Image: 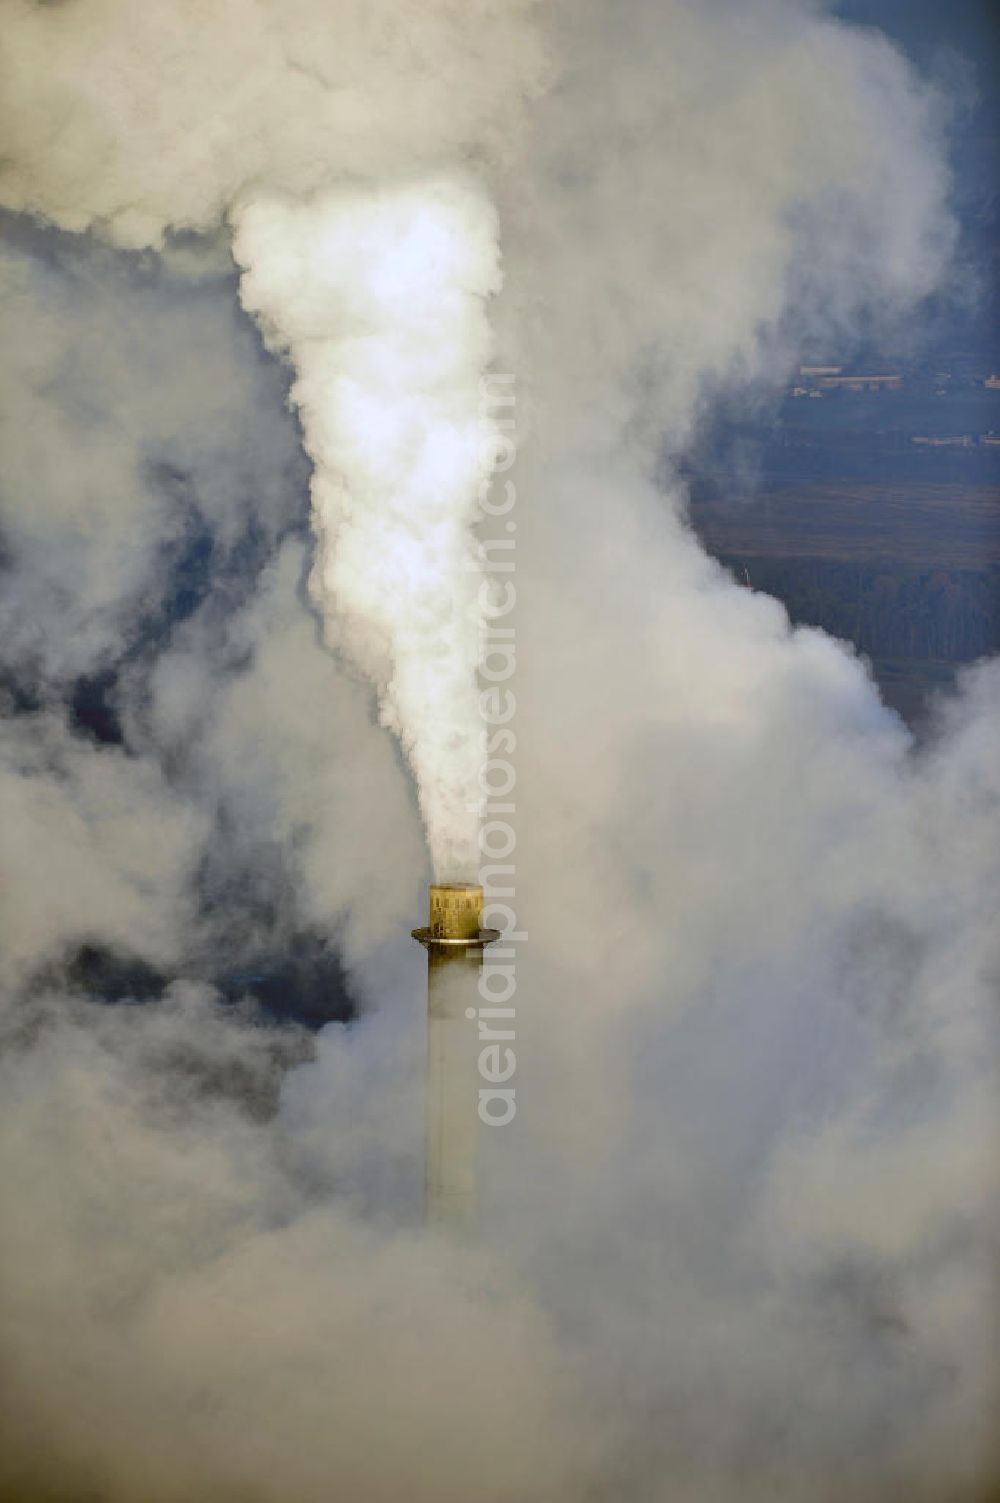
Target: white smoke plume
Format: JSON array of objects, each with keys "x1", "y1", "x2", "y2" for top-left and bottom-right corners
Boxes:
[
  {"x1": 0, "y1": 0, "x2": 549, "y2": 247},
  {"x1": 232, "y1": 180, "x2": 502, "y2": 877},
  {"x1": 0, "y1": 1, "x2": 997, "y2": 1500},
  {"x1": 0, "y1": 0, "x2": 543, "y2": 874}
]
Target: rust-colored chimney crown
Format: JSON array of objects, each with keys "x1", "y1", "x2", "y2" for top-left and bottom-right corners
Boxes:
[{"x1": 412, "y1": 883, "x2": 500, "y2": 948}]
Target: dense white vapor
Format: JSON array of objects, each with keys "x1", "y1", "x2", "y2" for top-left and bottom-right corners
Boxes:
[
  {"x1": 500, "y1": 0, "x2": 954, "y2": 460},
  {"x1": 1, "y1": 0, "x2": 538, "y2": 874},
  {"x1": 145, "y1": 539, "x2": 428, "y2": 964},
  {"x1": 0, "y1": 710, "x2": 205, "y2": 981},
  {"x1": 233, "y1": 180, "x2": 503, "y2": 878},
  {"x1": 0, "y1": 987, "x2": 592, "y2": 1503},
  {"x1": 0, "y1": 0, "x2": 550, "y2": 248},
  {"x1": 0, "y1": 0, "x2": 997, "y2": 1501},
  {"x1": 0, "y1": 230, "x2": 301, "y2": 684}
]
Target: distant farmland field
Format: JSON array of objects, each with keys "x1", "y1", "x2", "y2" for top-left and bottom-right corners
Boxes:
[
  {"x1": 689, "y1": 479, "x2": 1000, "y2": 725},
  {"x1": 690, "y1": 481, "x2": 1000, "y2": 569}
]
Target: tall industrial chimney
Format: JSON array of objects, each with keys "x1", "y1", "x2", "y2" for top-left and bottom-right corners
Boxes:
[{"x1": 412, "y1": 884, "x2": 499, "y2": 1225}]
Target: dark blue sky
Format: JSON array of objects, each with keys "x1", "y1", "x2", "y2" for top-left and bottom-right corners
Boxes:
[
  {"x1": 836, "y1": 0, "x2": 1000, "y2": 76},
  {"x1": 836, "y1": 0, "x2": 1000, "y2": 151}
]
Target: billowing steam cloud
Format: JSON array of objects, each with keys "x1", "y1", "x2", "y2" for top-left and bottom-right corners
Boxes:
[
  {"x1": 233, "y1": 180, "x2": 501, "y2": 877},
  {"x1": 0, "y1": 0, "x2": 548, "y2": 245},
  {"x1": 0, "y1": 0, "x2": 997, "y2": 1500},
  {"x1": 0, "y1": 0, "x2": 546, "y2": 874}
]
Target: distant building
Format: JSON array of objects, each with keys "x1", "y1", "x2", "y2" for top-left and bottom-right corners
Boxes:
[{"x1": 817, "y1": 374, "x2": 903, "y2": 392}]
